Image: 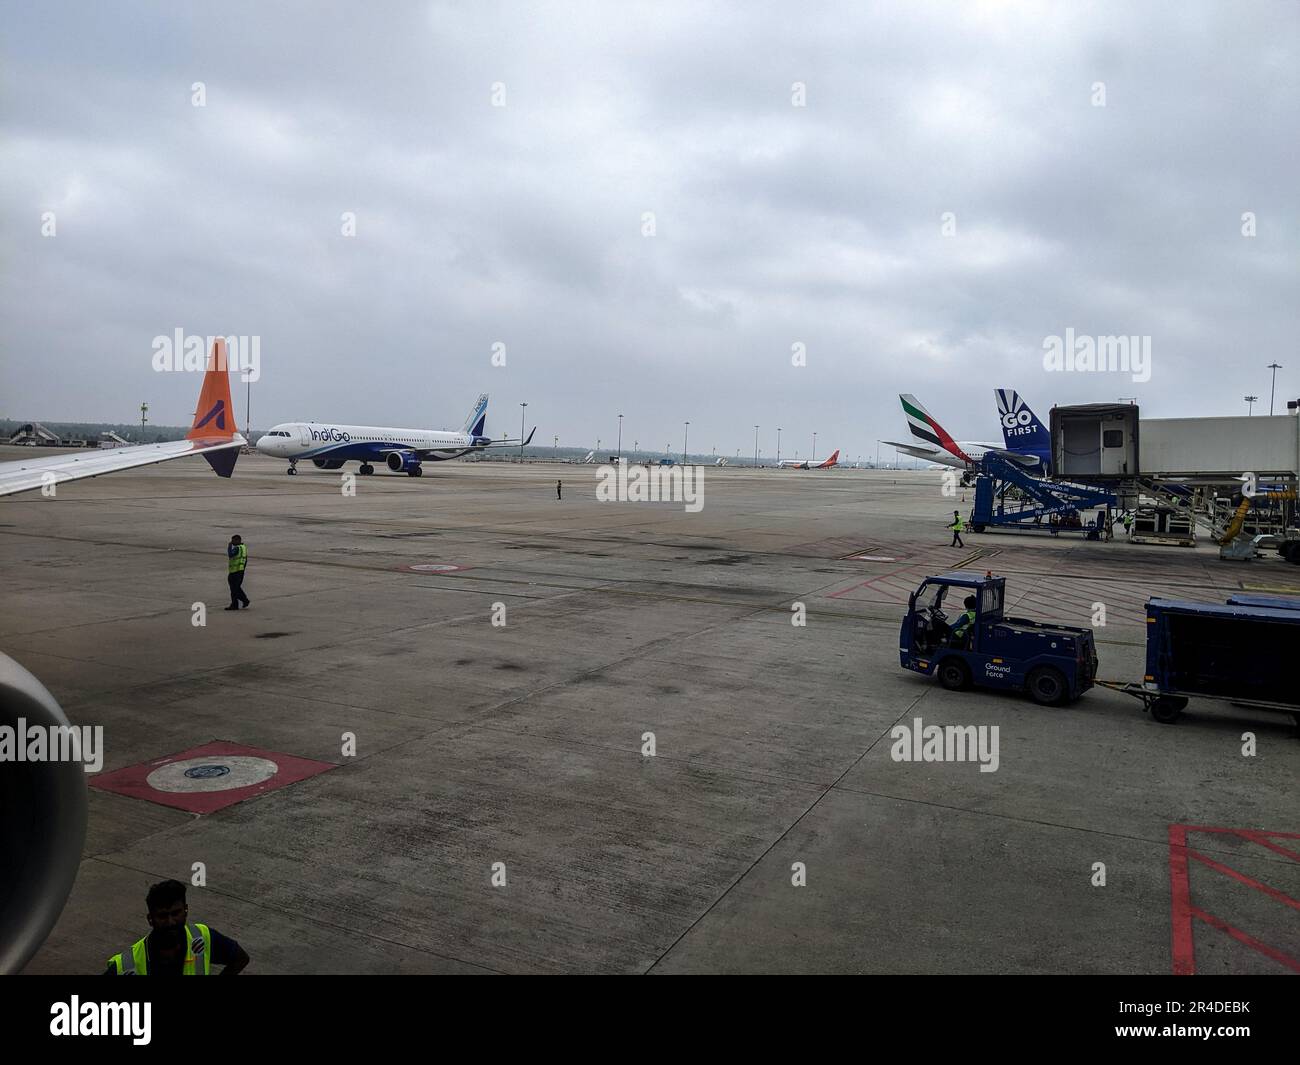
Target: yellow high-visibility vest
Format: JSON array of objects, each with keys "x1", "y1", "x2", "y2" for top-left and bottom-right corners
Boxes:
[
  {"x1": 109, "y1": 923, "x2": 212, "y2": 975},
  {"x1": 228, "y1": 544, "x2": 247, "y2": 573}
]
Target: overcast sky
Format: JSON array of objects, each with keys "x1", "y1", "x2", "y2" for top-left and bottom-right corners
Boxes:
[{"x1": 2, "y1": 1, "x2": 1297, "y2": 458}]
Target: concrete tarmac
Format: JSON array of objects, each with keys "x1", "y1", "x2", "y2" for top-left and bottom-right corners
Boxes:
[{"x1": 3, "y1": 450, "x2": 1297, "y2": 974}]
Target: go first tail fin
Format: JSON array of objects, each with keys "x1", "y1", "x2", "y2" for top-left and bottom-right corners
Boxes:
[{"x1": 994, "y1": 389, "x2": 1051, "y2": 471}]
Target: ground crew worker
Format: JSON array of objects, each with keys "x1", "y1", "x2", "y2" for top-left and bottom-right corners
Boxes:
[
  {"x1": 105, "y1": 879, "x2": 248, "y2": 975},
  {"x1": 949, "y1": 595, "x2": 977, "y2": 647},
  {"x1": 948, "y1": 510, "x2": 965, "y2": 548},
  {"x1": 226, "y1": 534, "x2": 250, "y2": 610},
  {"x1": 1121, "y1": 511, "x2": 1133, "y2": 537},
  {"x1": 557, "y1": 479, "x2": 562, "y2": 501}
]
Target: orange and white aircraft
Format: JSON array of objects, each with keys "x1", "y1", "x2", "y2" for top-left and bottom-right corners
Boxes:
[
  {"x1": 779, "y1": 448, "x2": 840, "y2": 470},
  {"x1": 0, "y1": 339, "x2": 246, "y2": 497}
]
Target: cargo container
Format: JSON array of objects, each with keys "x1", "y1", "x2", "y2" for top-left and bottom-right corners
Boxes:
[{"x1": 1103, "y1": 596, "x2": 1300, "y2": 724}]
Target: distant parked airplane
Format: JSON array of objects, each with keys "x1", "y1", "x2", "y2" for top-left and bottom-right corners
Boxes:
[{"x1": 779, "y1": 449, "x2": 840, "y2": 470}]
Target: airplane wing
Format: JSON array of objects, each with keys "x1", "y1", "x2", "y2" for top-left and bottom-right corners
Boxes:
[
  {"x1": 476, "y1": 426, "x2": 537, "y2": 449},
  {"x1": 0, "y1": 339, "x2": 244, "y2": 499},
  {"x1": 880, "y1": 439, "x2": 936, "y2": 457},
  {"x1": 983, "y1": 447, "x2": 1043, "y2": 468}
]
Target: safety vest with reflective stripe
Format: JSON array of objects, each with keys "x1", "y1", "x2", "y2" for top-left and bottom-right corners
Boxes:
[
  {"x1": 951, "y1": 608, "x2": 976, "y2": 639},
  {"x1": 109, "y1": 923, "x2": 212, "y2": 975},
  {"x1": 228, "y1": 544, "x2": 247, "y2": 573},
  {"x1": 950, "y1": 516, "x2": 965, "y2": 532}
]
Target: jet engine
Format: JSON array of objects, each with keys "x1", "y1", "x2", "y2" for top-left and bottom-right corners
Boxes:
[
  {"x1": 386, "y1": 451, "x2": 422, "y2": 476},
  {"x1": 0, "y1": 653, "x2": 87, "y2": 973}
]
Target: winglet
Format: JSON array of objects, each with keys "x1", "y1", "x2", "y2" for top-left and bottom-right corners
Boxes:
[
  {"x1": 188, "y1": 339, "x2": 237, "y2": 442},
  {"x1": 188, "y1": 338, "x2": 241, "y2": 478}
]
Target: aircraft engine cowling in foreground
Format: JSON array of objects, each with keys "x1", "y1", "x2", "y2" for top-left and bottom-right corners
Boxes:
[{"x1": 0, "y1": 653, "x2": 87, "y2": 974}]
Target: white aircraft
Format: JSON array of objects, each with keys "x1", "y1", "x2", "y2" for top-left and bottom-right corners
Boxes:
[
  {"x1": 779, "y1": 448, "x2": 840, "y2": 470},
  {"x1": 256, "y1": 395, "x2": 534, "y2": 476},
  {"x1": 881, "y1": 393, "x2": 1046, "y2": 475},
  {"x1": 0, "y1": 340, "x2": 245, "y2": 498}
]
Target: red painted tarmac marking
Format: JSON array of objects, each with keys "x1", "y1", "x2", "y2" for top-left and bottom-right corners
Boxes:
[
  {"x1": 1169, "y1": 824, "x2": 1196, "y2": 976},
  {"x1": 1189, "y1": 850, "x2": 1300, "y2": 913},
  {"x1": 1189, "y1": 908, "x2": 1300, "y2": 974},
  {"x1": 1168, "y1": 824, "x2": 1300, "y2": 975},
  {"x1": 827, "y1": 564, "x2": 924, "y2": 600},
  {"x1": 90, "y1": 740, "x2": 337, "y2": 815}
]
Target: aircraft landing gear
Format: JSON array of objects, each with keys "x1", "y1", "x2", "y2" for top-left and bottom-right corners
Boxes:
[
  {"x1": 359, "y1": 463, "x2": 374, "y2": 476},
  {"x1": 407, "y1": 466, "x2": 423, "y2": 477},
  {"x1": 286, "y1": 460, "x2": 298, "y2": 476}
]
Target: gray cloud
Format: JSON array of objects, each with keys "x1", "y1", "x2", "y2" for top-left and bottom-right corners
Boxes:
[{"x1": 2, "y1": 0, "x2": 1296, "y2": 455}]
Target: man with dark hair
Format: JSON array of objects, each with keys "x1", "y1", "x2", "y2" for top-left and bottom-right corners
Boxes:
[
  {"x1": 226, "y1": 534, "x2": 250, "y2": 611},
  {"x1": 949, "y1": 595, "x2": 978, "y2": 648},
  {"x1": 105, "y1": 879, "x2": 249, "y2": 975}
]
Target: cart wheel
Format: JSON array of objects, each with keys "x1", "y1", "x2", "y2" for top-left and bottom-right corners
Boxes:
[
  {"x1": 1151, "y1": 695, "x2": 1188, "y2": 724},
  {"x1": 937, "y1": 658, "x2": 970, "y2": 691},
  {"x1": 1026, "y1": 666, "x2": 1067, "y2": 706}
]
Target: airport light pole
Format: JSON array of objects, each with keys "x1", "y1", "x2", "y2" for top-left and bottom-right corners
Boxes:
[
  {"x1": 812, "y1": 432, "x2": 817, "y2": 461},
  {"x1": 776, "y1": 427, "x2": 781, "y2": 464},
  {"x1": 875, "y1": 439, "x2": 881, "y2": 468},
  {"x1": 1268, "y1": 363, "x2": 1282, "y2": 415},
  {"x1": 140, "y1": 402, "x2": 148, "y2": 441},
  {"x1": 617, "y1": 414, "x2": 623, "y2": 461},
  {"x1": 683, "y1": 421, "x2": 689, "y2": 464},
  {"x1": 1245, "y1": 395, "x2": 1258, "y2": 416},
  {"x1": 246, "y1": 376, "x2": 252, "y2": 442},
  {"x1": 754, "y1": 425, "x2": 759, "y2": 468},
  {"x1": 519, "y1": 402, "x2": 527, "y2": 463}
]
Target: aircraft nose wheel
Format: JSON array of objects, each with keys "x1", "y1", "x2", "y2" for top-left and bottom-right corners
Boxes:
[
  {"x1": 359, "y1": 463, "x2": 374, "y2": 475},
  {"x1": 286, "y1": 462, "x2": 297, "y2": 476},
  {"x1": 407, "y1": 466, "x2": 423, "y2": 477}
]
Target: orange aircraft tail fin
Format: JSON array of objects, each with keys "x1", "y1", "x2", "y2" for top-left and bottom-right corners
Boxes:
[{"x1": 187, "y1": 338, "x2": 237, "y2": 442}]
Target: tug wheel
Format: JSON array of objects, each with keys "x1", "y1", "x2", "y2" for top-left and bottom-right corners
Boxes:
[
  {"x1": 937, "y1": 658, "x2": 970, "y2": 691},
  {"x1": 1150, "y1": 695, "x2": 1188, "y2": 724},
  {"x1": 1027, "y1": 666, "x2": 1067, "y2": 706}
]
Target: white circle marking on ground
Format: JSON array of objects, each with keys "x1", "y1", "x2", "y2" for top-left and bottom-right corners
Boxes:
[{"x1": 146, "y1": 755, "x2": 279, "y2": 793}]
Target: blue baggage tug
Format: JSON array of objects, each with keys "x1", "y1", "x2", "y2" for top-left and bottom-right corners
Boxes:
[{"x1": 898, "y1": 571, "x2": 1098, "y2": 705}]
